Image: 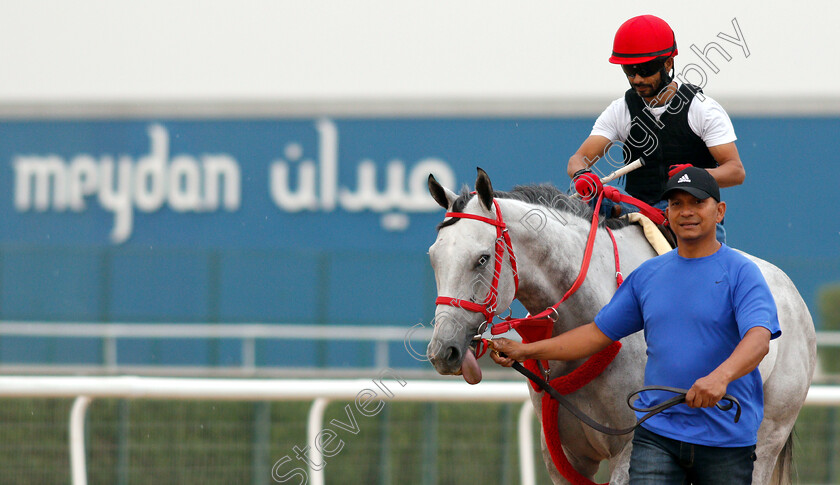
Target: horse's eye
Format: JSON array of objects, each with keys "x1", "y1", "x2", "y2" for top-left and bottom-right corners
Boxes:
[{"x1": 476, "y1": 254, "x2": 491, "y2": 268}]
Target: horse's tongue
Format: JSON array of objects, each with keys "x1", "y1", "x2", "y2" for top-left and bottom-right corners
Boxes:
[{"x1": 460, "y1": 348, "x2": 482, "y2": 385}]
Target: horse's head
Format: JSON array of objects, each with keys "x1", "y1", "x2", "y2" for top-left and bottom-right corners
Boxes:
[{"x1": 425, "y1": 168, "x2": 518, "y2": 384}]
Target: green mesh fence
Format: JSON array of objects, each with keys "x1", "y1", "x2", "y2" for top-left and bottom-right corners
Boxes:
[{"x1": 0, "y1": 398, "x2": 836, "y2": 484}]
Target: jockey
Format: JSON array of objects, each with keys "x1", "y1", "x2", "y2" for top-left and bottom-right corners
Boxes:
[{"x1": 567, "y1": 15, "x2": 744, "y2": 244}]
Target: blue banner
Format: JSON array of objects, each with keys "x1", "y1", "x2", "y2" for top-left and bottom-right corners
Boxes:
[{"x1": 1, "y1": 116, "x2": 837, "y2": 367}]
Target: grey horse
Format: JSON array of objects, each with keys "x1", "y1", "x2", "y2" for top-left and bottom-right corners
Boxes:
[{"x1": 426, "y1": 168, "x2": 816, "y2": 484}]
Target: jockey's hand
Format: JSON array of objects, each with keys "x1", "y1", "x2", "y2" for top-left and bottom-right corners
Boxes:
[
  {"x1": 685, "y1": 373, "x2": 728, "y2": 408},
  {"x1": 668, "y1": 163, "x2": 694, "y2": 178},
  {"x1": 489, "y1": 338, "x2": 527, "y2": 367},
  {"x1": 573, "y1": 169, "x2": 603, "y2": 201}
]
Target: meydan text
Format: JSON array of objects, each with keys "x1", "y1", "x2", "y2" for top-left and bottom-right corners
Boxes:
[{"x1": 12, "y1": 120, "x2": 456, "y2": 243}]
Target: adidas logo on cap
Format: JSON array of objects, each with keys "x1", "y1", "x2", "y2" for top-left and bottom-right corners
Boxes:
[{"x1": 678, "y1": 174, "x2": 691, "y2": 183}]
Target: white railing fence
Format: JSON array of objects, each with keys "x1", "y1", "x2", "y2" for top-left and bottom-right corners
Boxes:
[
  {"x1": 0, "y1": 322, "x2": 437, "y2": 375},
  {"x1": 0, "y1": 376, "x2": 839, "y2": 485},
  {"x1": 2, "y1": 322, "x2": 840, "y2": 378}
]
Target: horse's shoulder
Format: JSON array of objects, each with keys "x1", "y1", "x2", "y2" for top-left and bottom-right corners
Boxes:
[
  {"x1": 733, "y1": 248, "x2": 814, "y2": 330},
  {"x1": 732, "y1": 249, "x2": 794, "y2": 287}
]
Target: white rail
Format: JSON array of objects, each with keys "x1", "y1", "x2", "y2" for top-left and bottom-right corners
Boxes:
[
  {"x1": 0, "y1": 322, "x2": 436, "y2": 372},
  {"x1": 3, "y1": 322, "x2": 837, "y2": 346},
  {"x1": 0, "y1": 375, "x2": 534, "y2": 485},
  {"x1": 2, "y1": 322, "x2": 839, "y2": 376},
  {"x1": 0, "y1": 322, "x2": 432, "y2": 341},
  {"x1": 0, "y1": 376, "x2": 838, "y2": 485}
]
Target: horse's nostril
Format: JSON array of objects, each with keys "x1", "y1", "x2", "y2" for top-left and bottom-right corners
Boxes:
[{"x1": 445, "y1": 345, "x2": 461, "y2": 366}]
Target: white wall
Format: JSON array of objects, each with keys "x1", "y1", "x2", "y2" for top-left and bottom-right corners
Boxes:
[{"x1": 0, "y1": 0, "x2": 835, "y2": 115}]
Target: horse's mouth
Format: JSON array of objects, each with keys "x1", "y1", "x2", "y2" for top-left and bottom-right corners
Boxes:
[
  {"x1": 427, "y1": 338, "x2": 483, "y2": 384},
  {"x1": 455, "y1": 347, "x2": 482, "y2": 385}
]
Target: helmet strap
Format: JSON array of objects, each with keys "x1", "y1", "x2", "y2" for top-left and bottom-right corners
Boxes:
[
  {"x1": 654, "y1": 64, "x2": 674, "y2": 96},
  {"x1": 638, "y1": 63, "x2": 676, "y2": 106}
]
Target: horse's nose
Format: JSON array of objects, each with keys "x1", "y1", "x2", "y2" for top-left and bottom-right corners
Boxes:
[{"x1": 428, "y1": 343, "x2": 462, "y2": 373}]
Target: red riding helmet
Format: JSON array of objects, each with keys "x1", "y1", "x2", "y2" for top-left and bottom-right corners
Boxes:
[{"x1": 609, "y1": 15, "x2": 678, "y2": 65}]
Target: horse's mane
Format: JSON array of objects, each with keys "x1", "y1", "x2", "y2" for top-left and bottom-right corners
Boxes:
[{"x1": 437, "y1": 184, "x2": 631, "y2": 231}]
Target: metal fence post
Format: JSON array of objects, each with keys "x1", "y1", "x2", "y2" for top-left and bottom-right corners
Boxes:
[
  {"x1": 308, "y1": 398, "x2": 330, "y2": 485},
  {"x1": 70, "y1": 396, "x2": 93, "y2": 485},
  {"x1": 517, "y1": 400, "x2": 536, "y2": 485}
]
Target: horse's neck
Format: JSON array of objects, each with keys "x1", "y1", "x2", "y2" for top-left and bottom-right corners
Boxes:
[{"x1": 506, "y1": 201, "x2": 656, "y2": 332}]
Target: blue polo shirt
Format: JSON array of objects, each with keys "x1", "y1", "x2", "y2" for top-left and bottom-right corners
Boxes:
[{"x1": 595, "y1": 244, "x2": 781, "y2": 447}]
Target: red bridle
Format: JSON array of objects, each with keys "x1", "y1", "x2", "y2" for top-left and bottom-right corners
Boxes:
[
  {"x1": 434, "y1": 199, "x2": 520, "y2": 329},
  {"x1": 432, "y1": 192, "x2": 630, "y2": 485},
  {"x1": 433, "y1": 193, "x2": 622, "y2": 352}
]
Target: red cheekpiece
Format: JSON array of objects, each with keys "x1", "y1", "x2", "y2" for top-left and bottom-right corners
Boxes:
[{"x1": 609, "y1": 15, "x2": 678, "y2": 65}]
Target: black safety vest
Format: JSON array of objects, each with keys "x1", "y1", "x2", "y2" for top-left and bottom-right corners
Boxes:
[{"x1": 623, "y1": 84, "x2": 717, "y2": 205}]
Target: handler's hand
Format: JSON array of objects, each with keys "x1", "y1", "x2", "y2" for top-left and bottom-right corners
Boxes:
[
  {"x1": 489, "y1": 338, "x2": 527, "y2": 367},
  {"x1": 685, "y1": 373, "x2": 728, "y2": 408}
]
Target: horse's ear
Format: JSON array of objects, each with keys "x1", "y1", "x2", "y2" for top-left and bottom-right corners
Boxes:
[
  {"x1": 428, "y1": 174, "x2": 458, "y2": 209},
  {"x1": 475, "y1": 167, "x2": 494, "y2": 211}
]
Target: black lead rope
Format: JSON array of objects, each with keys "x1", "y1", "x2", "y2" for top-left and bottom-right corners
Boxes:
[{"x1": 510, "y1": 360, "x2": 741, "y2": 436}]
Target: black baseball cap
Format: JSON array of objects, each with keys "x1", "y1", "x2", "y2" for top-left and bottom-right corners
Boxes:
[{"x1": 661, "y1": 167, "x2": 720, "y2": 202}]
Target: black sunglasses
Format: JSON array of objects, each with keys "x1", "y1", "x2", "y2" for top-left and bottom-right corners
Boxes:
[{"x1": 622, "y1": 58, "x2": 667, "y2": 78}]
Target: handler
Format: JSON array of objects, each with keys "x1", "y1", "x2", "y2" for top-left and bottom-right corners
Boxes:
[
  {"x1": 490, "y1": 167, "x2": 780, "y2": 483},
  {"x1": 568, "y1": 15, "x2": 745, "y2": 243}
]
